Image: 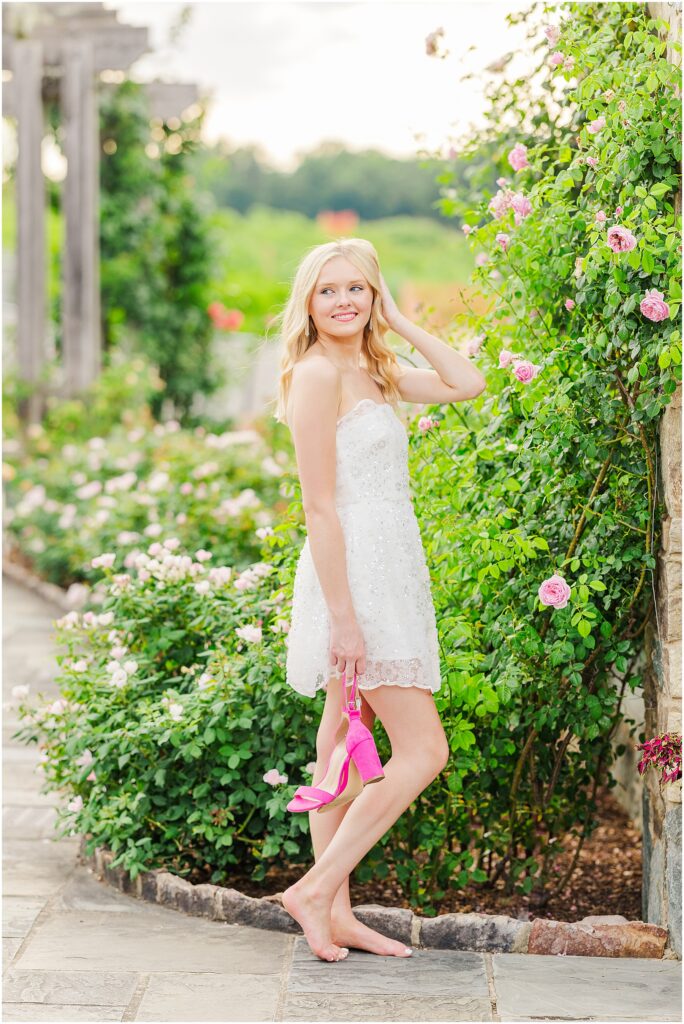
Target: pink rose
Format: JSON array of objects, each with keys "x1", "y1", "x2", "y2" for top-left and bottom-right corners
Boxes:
[
  {"x1": 263, "y1": 768, "x2": 288, "y2": 786},
  {"x1": 462, "y1": 223, "x2": 473, "y2": 235},
  {"x1": 640, "y1": 289, "x2": 670, "y2": 322},
  {"x1": 475, "y1": 252, "x2": 488, "y2": 266},
  {"x1": 565, "y1": 298, "x2": 575, "y2": 311},
  {"x1": 498, "y1": 348, "x2": 516, "y2": 368},
  {"x1": 586, "y1": 156, "x2": 598, "y2": 168},
  {"x1": 550, "y1": 51, "x2": 565, "y2": 66},
  {"x1": 563, "y1": 55, "x2": 575, "y2": 71},
  {"x1": 615, "y1": 205, "x2": 623, "y2": 216},
  {"x1": 538, "y1": 573, "x2": 572, "y2": 609},
  {"x1": 512, "y1": 360, "x2": 542, "y2": 383},
  {"x1": 467, "y1": 334, "x2": 484, "y2": 357},
  {"x1": 606, "y1": 225, "x2": 637, "y2": 253},
  {"x1": 488, "y1": 188, "x2": 513, "y2": 219},
  {"x1": 510, "y1": 191, "x2": 532, "y2": 224},
  {"x1": 587, "y1": 116, "x2": 606, "y2": 134},
  {"x1": 544, "y1": 25, "x2": 560, "y2": 45},
  {"x1": 418, "y1": 416, "x2": 439, "y2": 433},
  {"x1": 508, "y1": 142, "x2": 529, "y2": 171},
  {"x1": 595, "y1": 210, "x2": 606, "y2": 222},
  {"x1": 496, "y1": 232, "x2": 511, "y2": 252},
  {"x1": 496, "y1": 176, "x2": 509, "y2": 187}
]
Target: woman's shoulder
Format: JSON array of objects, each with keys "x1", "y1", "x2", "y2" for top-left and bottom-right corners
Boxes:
[{"x1": 287, "y1": 352, "x2": 341, "y2": 427}]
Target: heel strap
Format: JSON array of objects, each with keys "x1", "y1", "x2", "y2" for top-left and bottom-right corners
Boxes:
[{"x1": 341, "y1": 669, "x2": 361, "y2": 714}]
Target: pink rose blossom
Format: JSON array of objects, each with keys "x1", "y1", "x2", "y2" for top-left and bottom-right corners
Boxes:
[
  {"x1": 475, "y1": 252, "x2": 488, "y2": 266},
  {"x1": 467, "y1": 335, "x2": 485, "y2": 357},
  {"x1": 606, "y1": 225, "x2": 637, "y2": 253},
  {"x1": 538, "y1": 573, "x2": 572, "y2": 609},
  {"x1": 544, "y1": 25, "x2": 560, "y2": 45},
  {"x1": 512, "y1": 360, "x2": 542, "y2": 383},
  {"x1": 498, "y1": 349, "x2": 516, "y2": 368},
  {"x1": 496, "y1": 176, "x2": 509, "y2": 187},
  {"x1": 586, "y1": 156, "x2": 598, "y2": 168},
  {"x1": 462, "y1": 223, "x2": 473, "y2": 235},
  {"x1": 510, "y1": 192, "x2": 532, "y2": 224},
  {"x1": 595, "y1": 210, "x2": 606, "y2": 223},
  {"x1": 615, "y1": 205, "x2": 623, "y2": 216},
  {"x1": 508, "y1": 142, "x2": 529, "y2": 171},
  {"x1": 563, "y1": 55, "x2": 575, "y2": 71},
  {"x1": 86, "y1": 770, "x2": 96, "y2": 782},
  {"x1": 418, "y1": 416, "x2": 439, "y2": 433},
  {"x1": 550, "y1": 51, "x2": 565, "y2": 66},
  {"x1": 565, "y1": 298, "x2": 576, "y2": 310},
  {"x1": 496, "y1": 232, "x2": 511, "y2": 252},
  {"x1": 587, "y1": 116, "x2": 606, "y2": 134},
  {"x1": 488, "y1": 188, "x2": 513, "y2": 219},
  {"x1": 91, "y1": 553, "x2": 116, "y2": 570},
  {"x1": 640, "y1": 289, "x2": 670, "y2": 322},
  {"x1": 263, "y1": 768, "x2": 288, "y2": 786}
]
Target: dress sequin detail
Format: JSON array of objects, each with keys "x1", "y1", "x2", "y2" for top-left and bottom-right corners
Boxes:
[{"x1": 285, "y1": 398, "x2": 442, "y2": 697}]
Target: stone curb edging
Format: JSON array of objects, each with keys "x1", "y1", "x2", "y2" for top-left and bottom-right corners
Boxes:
[
  {"x1": 3, "y1": 546, "x2": 74, "y2": 611},
  {"x1": 78, "y1": 837, "x2": 675, "y2": 959}
]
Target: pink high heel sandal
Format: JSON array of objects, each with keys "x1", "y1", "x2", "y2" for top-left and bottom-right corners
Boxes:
[{"x1": 286, "y1": 670, "x2": 385, "y2": 814}]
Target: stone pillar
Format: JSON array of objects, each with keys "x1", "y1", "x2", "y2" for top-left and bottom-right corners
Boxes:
[
  {"x1": 61, "y1": 37, "x2": 101, "y2": 396},
  {"x1": 14, "y1": 38, "x2": 46, "y2": 425}
]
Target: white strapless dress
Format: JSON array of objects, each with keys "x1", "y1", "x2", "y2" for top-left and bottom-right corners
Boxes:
[{"x1": 285, "y1": 398, "x2": 442, "y2": 697}]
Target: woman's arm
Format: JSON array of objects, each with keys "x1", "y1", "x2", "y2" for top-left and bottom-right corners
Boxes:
[
  {"x1": 289, "y1": 359, "x2": 356, "y2": 621},
  {"x1": 378, "y1": 274, "x2": 487, "y2": 402}
]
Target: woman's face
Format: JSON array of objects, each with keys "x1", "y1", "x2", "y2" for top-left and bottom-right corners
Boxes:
[{"x1": 308, "y1": 256, "x2": 373, "y2": 337}]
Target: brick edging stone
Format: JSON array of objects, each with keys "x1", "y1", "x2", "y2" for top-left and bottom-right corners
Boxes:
[{"x1": 78, "y1": 837, "x2": 675, "y2": 959}]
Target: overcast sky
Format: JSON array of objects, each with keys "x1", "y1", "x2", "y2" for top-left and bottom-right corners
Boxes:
[{"x1": 106, "y1": 0, "x2": 534, "y2": 170}]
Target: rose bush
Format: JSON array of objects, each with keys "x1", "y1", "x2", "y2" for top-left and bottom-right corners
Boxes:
[
  {"x1": 4, "y1": 359, "x2": 291, "y2": 589},
  {"x1": 384, "y1": 0, "x2": 681, "y2": 905}
]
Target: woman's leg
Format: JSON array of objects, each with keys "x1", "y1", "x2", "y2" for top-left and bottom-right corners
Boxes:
[
  {"x1": 308, "y1": 678, "x2": 411, "y2": 956},
  {"x1": 282, "y1": 683, "x2": 449, "y2": 961}
]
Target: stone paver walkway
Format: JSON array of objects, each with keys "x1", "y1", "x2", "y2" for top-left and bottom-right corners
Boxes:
[{"x1": 3, "y1": 575, "x2": 682, "y2": 1021}]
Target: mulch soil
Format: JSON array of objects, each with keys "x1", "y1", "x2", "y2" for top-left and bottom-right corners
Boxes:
[{"x1": 193, "y1": 782, "x2": 643, "y2": 922}]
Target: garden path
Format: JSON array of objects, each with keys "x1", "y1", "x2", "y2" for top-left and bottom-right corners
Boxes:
[{"x1": 2, "y1": 577, "x2": 681, "y2": 1021}]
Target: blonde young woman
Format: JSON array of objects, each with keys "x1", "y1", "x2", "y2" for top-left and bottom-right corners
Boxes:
[{"x1": 273, "y1": 238, "x2": 486, "y2": 963}]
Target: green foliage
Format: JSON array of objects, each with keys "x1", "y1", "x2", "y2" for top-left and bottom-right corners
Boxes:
[
  {"x1": 12, "y1": 544, "x2": 322, "y2": 885},
  {"x1": 190, "y1": 140, "x2": 456, "y2": 222},
  {"x1": 379, "y1": 0, "x2": 680, "y2": 905},
  {"x1": 3, "y1": 356, "x2": 290, "y2": 587},
  {"x1": 99, "y1": 80, "x2": 219, "y2": 420},
  {"x1": 209, "y1": 204, "x2": 472, "y2": 336}
]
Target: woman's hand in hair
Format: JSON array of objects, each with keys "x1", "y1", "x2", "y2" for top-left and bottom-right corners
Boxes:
[{"x1": 377, "y1": 272, "x2": 404, "y2": 332}]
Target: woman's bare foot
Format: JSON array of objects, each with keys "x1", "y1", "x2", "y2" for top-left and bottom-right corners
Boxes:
[
  {"x1": 282, "y1": 880, "x2": 349, "y2": 962},
  {"x1": 331, "y1": 912, "x2": 413, "y2": 957}
]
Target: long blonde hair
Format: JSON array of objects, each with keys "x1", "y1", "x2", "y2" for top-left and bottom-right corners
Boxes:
[{"x1": 269, "y1": 238, "x2": 403, "y2": 425}]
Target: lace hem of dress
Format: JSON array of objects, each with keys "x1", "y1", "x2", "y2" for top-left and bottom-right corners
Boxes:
[{"x1": 316, "y1": 656, "x2": 438, "y2": 692}]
